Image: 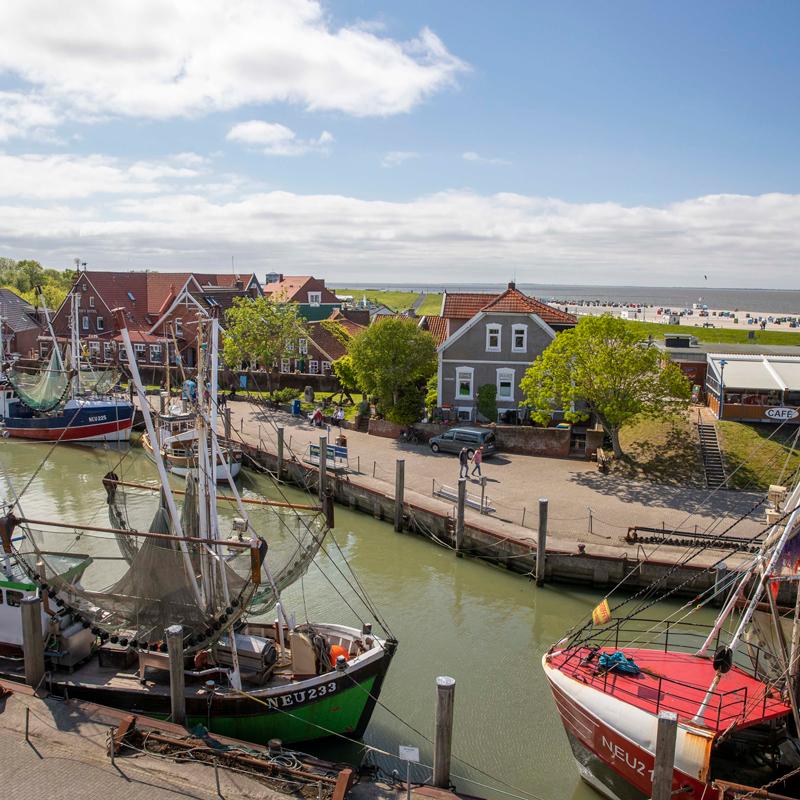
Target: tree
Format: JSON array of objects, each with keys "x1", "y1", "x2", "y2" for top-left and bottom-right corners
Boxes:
[
  {"x1": 477, "y1": 384, "x2": 498, "y2": 423},
  {"x1": 520, "y1": 314, "x2": 690, "y2": 458},
  {"x1": 223, "y1": 296, "x2": 308, "y2": 391},
  {"x1": 425, "y1": 374, "x2": 438, "y2": 410},
  {"x1": 349, "y1": 318, "x2": 437, "y2": 418}
]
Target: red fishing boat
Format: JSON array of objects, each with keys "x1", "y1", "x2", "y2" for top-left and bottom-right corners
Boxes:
[{"x1": 545, "y1": 482, "x2": 800, "y2": 800}]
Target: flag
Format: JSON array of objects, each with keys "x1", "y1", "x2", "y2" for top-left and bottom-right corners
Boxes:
[
  {"x1": 592, "y1": 599, "x2": 612, "y2": 626},
  {"x1": 770, "y1": 576, "x2": 780, "y2": 602}
]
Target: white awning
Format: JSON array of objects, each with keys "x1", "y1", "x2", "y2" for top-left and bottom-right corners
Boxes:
[
  {"x1": 710, "y1": 358, "x2": 781, "y2": 391},
  {"x1": 766, "y1": 360, "x2": 800, "y2": 392}
]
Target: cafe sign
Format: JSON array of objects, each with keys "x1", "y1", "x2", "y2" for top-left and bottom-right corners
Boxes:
[{"x1": 765, "y1": 407, "x2": 800, "y2": 421}]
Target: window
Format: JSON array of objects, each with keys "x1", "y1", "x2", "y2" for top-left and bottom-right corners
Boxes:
[
  {"x1": 286, "y1": 340, "x2": 295, "y2": 352},
  {"x1": 40, "y1": 342, "x2": 49, "y2": 358},
  {"x1": 456, "y1": 367, "x2": 474, "y2": 399},
  {"x1": 486, "y1": 325, "x2": 501, "y2": 351},
  {"x1": 6, "y1": 590, "x2": 23, "y2": 607},
  {"x1": 281, "y1": 358, "x2": 290, "y2": 373},
  {"x1": 457, "y1": 408, "x2": 473, "y2": 421},
  {"x1": 299, "y1": 338, "x2": 308, "y2": 354},
  {"x1": 175, "y1": 318, "x2": 183, "y2": 336},
  {"x1": 89, "y1": 342, "x2": 100, "y2": 358},
  {"x1": 512, "y1": 325, "x2": 527, "y2": 352},
  {"x1": 497, "y1": 369, "x2": 515, "y2": 401},
  {"x1": 89, "y1": 296, "x2": 95, "y2": 308},
  {"x1": 307, "y1": 292, "x2": 322, "y2": 306},
  {"x1": 309, "y1": 361, "x2": 319, "y2": 374},
  {"x1": 104, "y1": 342, "x2": 114, "y2": 361},
  {"x1": 82, "y1": 316, "x2": 89, "y2": 330},
  {"x1": 322, "y1": 361, "x2": 331, "y2": 373},
  {"x1": 97, "y1": 316, "x2": 104, "y2": 331},
  {"x1": 150, "y1": 345, "x2": 162, "y2": 363},
  {"x1": 127, "y1": 292, "x2": 136, "y2": 302},
  {"x1": 119, "y1": 345, "x2": 128, "y2": 361},
  {"x1": 134, "y1": 343, "x2": 146, "y2": 361}
]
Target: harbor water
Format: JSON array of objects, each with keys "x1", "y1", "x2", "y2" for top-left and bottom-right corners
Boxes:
[{"x1": 0, "y1": 439, "x2": 702, "y2": 800}]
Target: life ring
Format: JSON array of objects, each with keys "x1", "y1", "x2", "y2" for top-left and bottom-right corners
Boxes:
[{"x1": 1, "y1": 430, "x2": 8, "y2": 438}]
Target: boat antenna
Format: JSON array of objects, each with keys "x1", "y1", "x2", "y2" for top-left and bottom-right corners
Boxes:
[{"x1": 36, "y1": 284, "x2": 64, "y2": 372}]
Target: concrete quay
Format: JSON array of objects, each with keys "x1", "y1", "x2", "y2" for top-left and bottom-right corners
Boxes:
[{"x1": 217, "y1": 400, "x2": 786, "y2": 602}]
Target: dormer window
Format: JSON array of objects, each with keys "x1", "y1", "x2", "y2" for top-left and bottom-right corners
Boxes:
[
  {"x1": 486, "y1": 325, "x2": 501, "y2": 352},
  {"x1": 308, "y1": 292, "x2": 322, "y2": 306}
]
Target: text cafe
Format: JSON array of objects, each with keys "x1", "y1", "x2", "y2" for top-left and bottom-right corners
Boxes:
[{"x1": 705, "y1": 354, "x2": 800, "y2": 422}]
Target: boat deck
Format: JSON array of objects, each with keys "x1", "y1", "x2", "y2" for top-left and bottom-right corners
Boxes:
[{"x1": 551, "y1": 647, "x2": 791, "y2": 732}]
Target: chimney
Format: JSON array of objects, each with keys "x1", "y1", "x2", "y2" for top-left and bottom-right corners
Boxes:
[
  {"x1": 279, "y1": 274, "x2": 283, "y2": 282},
  {"x1": 508, "y1": 281, "x2": 516, "y2": 290},
  {"x1": 235, "y1": 279, "x2": 244, "y2": 290}
]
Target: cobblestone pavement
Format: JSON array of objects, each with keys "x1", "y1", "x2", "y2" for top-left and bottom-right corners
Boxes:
[{"x1": 221, "y1": 399, "x2": 766, "y2": 554}]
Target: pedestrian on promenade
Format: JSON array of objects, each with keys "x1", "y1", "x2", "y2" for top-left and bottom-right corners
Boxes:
[
  {"x1": 333, "y1": 405, "x2": 344, "y2": 427},
  {"x1": 459, "y1": 447, "x2": 469, "y2": 478},
  {"x1": 471, "y1": 446, "x2": 483, "y2": 477}
]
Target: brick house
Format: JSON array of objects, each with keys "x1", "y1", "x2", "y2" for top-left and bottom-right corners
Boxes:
[
  {"x1": 276, "y1": 315, "x2": 366, "y2": 376},
  {"x1": 0, "y1": 288, "x2": 43, "y2": 358},
  {"x1": 436, "y1": 282, "x2": 577, "y2": 422},
  {"x1": 263, "y1": 275, "x2": 342, "y2": 322}
]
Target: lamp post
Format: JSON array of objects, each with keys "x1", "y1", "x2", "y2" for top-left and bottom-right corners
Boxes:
[{"x1": 718, "y1": 359, "x2": 727, "y2": 420}]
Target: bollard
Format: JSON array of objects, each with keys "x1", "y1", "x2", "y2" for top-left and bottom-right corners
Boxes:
[
  {"x1": 456, "y1": 479, "x2": 466, "y2": 554},
  {"x1": 277, "y1": 426, "x2": 285, "y2": 479},
  {"x1": 480, "y1": 476, "x2": 487, "y2": 515},
  {"x1": 433, "y1": 676, "x2": 456, "y2": 789},
  {"x1": 166, "y1": 624, "x2": 186, "y2": 727},
  {"x1": 20, "y1": 596, "x2": 45, "y2": 691},
  {"x1": 223, "y1": 407, "x2": 232, "y2": 442},
  {"x1": 319, "y1": 437, "x2": 327, "y2": 501},
  {"x1": 25, "y1": 706, "x2": 30, "y2": 742},
  {"x1": 536, "y1": 499, "x2": 548, "y2": 587},
  {"x1": 394, "y1": 459, "x2": 405, "y2": 532},
  {"x1": 651, "y1": 711, "x2": 678, "y2": 800},
  {"x1": 713, "y1": 562, "x2": 729, "y2": 608}
]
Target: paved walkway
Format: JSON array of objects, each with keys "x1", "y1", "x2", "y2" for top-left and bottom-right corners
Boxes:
[{"x1": 222, "y1": 400, "x2": 765, "y2": 554}]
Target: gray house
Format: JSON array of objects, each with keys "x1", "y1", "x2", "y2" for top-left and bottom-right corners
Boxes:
[{"x1": 436, "y1": 283, "x2": 577, "y2": 421}]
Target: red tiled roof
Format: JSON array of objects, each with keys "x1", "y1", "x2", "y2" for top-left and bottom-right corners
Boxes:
[
  {"x1": 264, "y1": 276, "x2": 339, "y2": 304},
  {"x1": 306, "y1": 322, "x2": 349, "y2": 362},
  {"x1": 421, "y1": 314, "x2": 448, "y2": 345},
  {"x1": 112, "y1": 330, "x2": 161, "y2": 343},
  {"x1": 441, "y1": 293, "x2": 500, "y2": 319},
  {"x1": 481, "y1": 287, "x2": 577, "y2": 324}
]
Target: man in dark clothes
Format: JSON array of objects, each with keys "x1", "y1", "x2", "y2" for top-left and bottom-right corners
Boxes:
[{"x1": 459, "y1": 447, "x2": 469, "y2": 478}]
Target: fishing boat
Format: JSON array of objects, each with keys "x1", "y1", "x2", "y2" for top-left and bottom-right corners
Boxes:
[
  {"x1": 544, "y1": 481, "x2": 800, "y2": 799},
  {"x1": 1, "y1": 291, "x2": 133, "y2": 442},
  {"x1": 0, "y1": 307, "x2": 396, "y2": 745},
  {"x1": 142, "y1": 405, "x2": 243, "y2": 480}
]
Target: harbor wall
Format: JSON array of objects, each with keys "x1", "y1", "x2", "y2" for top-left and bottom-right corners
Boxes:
[{"x1": 239, "y1": 441, "x2": 791, "y2": 603}]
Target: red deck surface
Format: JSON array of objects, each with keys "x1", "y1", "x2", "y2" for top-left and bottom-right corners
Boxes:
[{"x1": 551, "y1": 647, "x2": 791, "y2": 732}]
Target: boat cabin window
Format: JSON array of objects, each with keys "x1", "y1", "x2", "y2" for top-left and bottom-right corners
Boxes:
[
  {"x1": 0, "y1": 590, "x2": 3, "y2": 604},
  {"x1": 6, "y1": 590, "x2": 23, "y2": 607}
]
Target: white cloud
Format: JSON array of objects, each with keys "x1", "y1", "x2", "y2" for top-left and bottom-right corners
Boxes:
[
  {"x1": 227, "y1": 120, "x2": 333, "y2": 156},
  {"x1": 0, "y1": 0, "x2": 468, "y2": 140},
  {"x1": 463, "y1": 151, "x2": 510, "y2": 165},
  {"x1": 0, "y1": 153, "x2": 201, "y2": 199},
  {"x1": 381, "y1": 151, "x2": 419, "y2": 168},
  {"x1": 0, "y1": 155, "x2": 797, "y2": 287}
]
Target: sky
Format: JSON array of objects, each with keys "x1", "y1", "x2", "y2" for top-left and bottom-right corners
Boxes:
[{"x1": 0, "y1": 0, "x2": 799, "y2": 288}]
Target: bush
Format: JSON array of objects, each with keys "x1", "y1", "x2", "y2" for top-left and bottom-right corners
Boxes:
[
  {"x1": 425, "y1": 374, "x2": 438, "y2": 410},
  {"x1": 272, "y1": 387, "x2": 301, "y2": 403},
  {"x1": 386, "y1": 385, "x2": 423, "y2": 425},
  {"x1": 477, "y1": 384, "x2": 498, "y2": 423}
]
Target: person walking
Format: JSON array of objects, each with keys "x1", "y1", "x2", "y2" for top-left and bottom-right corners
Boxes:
[
  {"x1": 471, "y1": 446, "x2": 483, "y2": 477},
  {"x1": 459, "y1": 447, "x2": 469, "y2": 478}
]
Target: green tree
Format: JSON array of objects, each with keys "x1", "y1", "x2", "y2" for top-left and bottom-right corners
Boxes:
[
  {"x1": 223, "y1": 296, "x2": 308, "y2": 391},
  {"x1": 477, "y1": 384, "x2": 498, "y2": 423},
  {"x1": 386, "y1": 385, "x2": 423, "y2": 425},
  {"x1": 333, "y1": 355, "x2": 360, "y2": 393},
  {"x1": 349, "y1": 318, "x2": 437, "y2": 418},
  {"x1": 520, "y1": 314, "x2": 690, "y2": 458},
  {"x1": 425, "y1": 374, "x2": 438, "y2": 410}
]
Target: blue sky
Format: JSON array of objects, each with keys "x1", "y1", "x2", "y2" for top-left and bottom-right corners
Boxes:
[{"x1": 0, "y1": 1, "x2": 798, "y2": 286}]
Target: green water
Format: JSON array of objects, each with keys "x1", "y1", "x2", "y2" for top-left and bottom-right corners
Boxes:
[{"x1": 0, "y1": 439, "x2": 632, "y2": 800}]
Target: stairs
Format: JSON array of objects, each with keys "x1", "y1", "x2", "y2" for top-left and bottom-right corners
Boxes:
[
  {"x1": 698, "y1": 421, "x2": 727, "y2": 489},
  {"x1": 357, "y1": 416, "x2": 369, "y2": 433}
]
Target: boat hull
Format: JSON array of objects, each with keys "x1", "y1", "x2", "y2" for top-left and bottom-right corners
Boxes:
[
  {"x1": 543, "y1": 655, "x2": 710, "y2": 800},
  {"x1": 143, "y1": 433, "x2": 242, "y2": 480},
  {"x1": 2, "y1": 400, "x2": 133, "y2": 442}
]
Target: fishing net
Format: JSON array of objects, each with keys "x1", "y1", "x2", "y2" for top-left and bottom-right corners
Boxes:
[
  {"x1": 7, "y1": 349, "x2": 72, "y2": 412},
  {"x1": 745, "y1": 608, "x2": 793, "y2": 685}
]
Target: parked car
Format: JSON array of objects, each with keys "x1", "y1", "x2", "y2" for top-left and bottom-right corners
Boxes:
[{"x1": 429, "y1": 427, "x2": 498, "y2": 458}]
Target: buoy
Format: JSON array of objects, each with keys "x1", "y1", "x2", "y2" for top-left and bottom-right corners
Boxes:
[
  {"x1": 1, "y1": 430, "x2": 8, "y2": 438},
  {"x1": 330, "y1": 644, "x2": 349, "y2": 663}
]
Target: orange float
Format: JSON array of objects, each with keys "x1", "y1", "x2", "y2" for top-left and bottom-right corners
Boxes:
[{"x1": 330, "y1": 644, "x2": 349, "y2": 663}]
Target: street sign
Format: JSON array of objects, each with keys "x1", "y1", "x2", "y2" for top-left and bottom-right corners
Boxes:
[
  {"x1": 399, "y1": 746, "x2": 420, "y2": 762},
  {"x1": 765, "y1": 407, "x2": 800, "y2": 421}
]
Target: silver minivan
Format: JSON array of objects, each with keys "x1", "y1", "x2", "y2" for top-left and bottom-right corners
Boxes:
[{"x1": 429, "y1": 427, "x2": 497, "y2": 458}]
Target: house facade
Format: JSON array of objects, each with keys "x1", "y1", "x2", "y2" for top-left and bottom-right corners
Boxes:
[
  {"x1": 436, "y1": 283, "x2": 577, "y2": 422},
  {"x1": 0, "y1": 288, "x2": 43, "y2": 358},
  {"x1": 263, "y1": 275, "x2": 341, "y2": 322}
]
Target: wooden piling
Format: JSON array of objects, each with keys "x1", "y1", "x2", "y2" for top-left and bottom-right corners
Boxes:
[
  {"x1": 394, "y1": 459, "x2": 405, "y2": 532},
  {"x1": 277, "y1": 426, "x2": 285, "y2": 479},
  {"x1": 319, "y1": 436, "x2": 327, "y2": 502},
  {"x1": 165, "y1": 624, "x2": 186, "y2": 727},
  {"x1": 713, "y1": 562, "x2": 728, "y2": 608},
  {"x1": 433, "y1": 676, "x2": 456, "y2": 789},
  {"x1": 20, "y1": 596, "x2": 45, "y2": 692},
  {"x1": 651, "y1": 710, "x2": 678, "y2": 800},
  {"x1": 456, "y1": 479, "x2": 466, "y2": 554},
  {"x1": 223, "y1": 406, "x2": 232, "y2": 442},
  {"x1": 537, "y1": 498, "x2": 548, "y2": 587}
]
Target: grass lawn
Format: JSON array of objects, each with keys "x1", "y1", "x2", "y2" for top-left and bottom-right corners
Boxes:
[
  {"x1": 333, "y1": 288, "x2": 444, "y2": 316},
  {"x1": 609, "y1": 413, "x2": 705, "y2": 486},
  {"x1": 717, "y1": 421, "x2": 800, "y2": 490},
  {"x1": 623, "y1": 319, "x2": 800, "y2": 347},
  {"x1": 238, "y1": 389, "x2": 366, "y2": 421}
]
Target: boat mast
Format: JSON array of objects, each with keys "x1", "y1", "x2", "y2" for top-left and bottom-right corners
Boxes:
[
  {"x1": 36, "y1": 284, "x2": 64, "y2": 372},
  {"x1": 70, "y1": 293, "x2": 79, "y2": 399},
  {"x1": 112, "y1": 307, "x2": 203, "y2": 607},
  {"x1": 195, "y1": 316, "x2": 214, "y2": 610}
]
